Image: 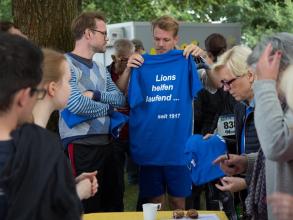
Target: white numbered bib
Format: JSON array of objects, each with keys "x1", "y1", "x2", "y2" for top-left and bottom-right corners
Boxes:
[{"x1": 217, "y1": 115, "x2": 235, "y2": 136}]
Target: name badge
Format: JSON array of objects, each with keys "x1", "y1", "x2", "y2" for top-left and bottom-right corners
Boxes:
[{"x1": 217, "y1": 115, "x2": 235, "y2": 136}]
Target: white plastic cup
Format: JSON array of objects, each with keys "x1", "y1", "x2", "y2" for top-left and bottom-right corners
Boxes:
[{"x1": 142, "y1": 203, "x2": 161, "y2": 220}]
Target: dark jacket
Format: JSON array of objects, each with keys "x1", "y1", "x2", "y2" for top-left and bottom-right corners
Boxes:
[
  {"x1": 234, "y1": 102, "x2": 260, "y2": 155},
  {"x1": 0, "y1": 124, "x2": 82, "y2": 220}
]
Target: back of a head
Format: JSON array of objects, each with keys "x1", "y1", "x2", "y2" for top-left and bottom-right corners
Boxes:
[
  {"x1": 0, "y1": 21, "x2": 14, "y2": 32},
  {"x1": 71, "y1": 11, "x2": 106, "y2": 41},
  {"x1": 205, "y1": 33, "x2": 227, "y2": 62},
  {"x1": 247, "y1": 32, "x2": 293, "y2": 72},
  {"x1": 42, "y1": 48, "x2": 66, "y2": 84},
  {"x1": 247, "y1": 32, "x2": 293, "y2": 110},
  {"x1": 213, "y1": 45, "x2": 252, "y2": 77},
  {"x1": 0, "y1": 21, "x2": 27, "y2": 38},
  {"x1": 113, "y1": 39, "x2": 134, "y2": 56},
  {"x1": 152, "y1": 15, "x2": 179, "y2": 37},
  {"x1": 0, "y1": 33, "x2": 43, "y2": 112}
]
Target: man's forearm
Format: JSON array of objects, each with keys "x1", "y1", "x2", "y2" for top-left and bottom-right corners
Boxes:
[{"x1": 116, "y1": 67, "x2": 131, "y2": 93}]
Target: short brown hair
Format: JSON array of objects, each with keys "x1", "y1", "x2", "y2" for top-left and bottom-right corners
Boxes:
[
  {"x1": 71, "y1": 11, "x2": 106, "y2": 40},
  {"x1": 205, "y1": 33, "x2": 227, "y2": 61},
  {"x1": 152, "y1": 15, "x2": 179, "y2": 37},
  {"x1": 42, "y1": 48, "x2": 66, "y2": 84}
]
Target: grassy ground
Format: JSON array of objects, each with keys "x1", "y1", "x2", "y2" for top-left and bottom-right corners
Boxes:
[{"x1": 124, "y1": 175, "x2": 139, "y2": 211}]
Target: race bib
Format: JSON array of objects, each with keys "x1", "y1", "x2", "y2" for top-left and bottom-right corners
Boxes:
[{"x1": 217, "y1": 115, "x2": 235, "y2": 136}]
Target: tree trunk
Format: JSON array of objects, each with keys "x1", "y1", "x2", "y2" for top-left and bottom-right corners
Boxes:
[
  {"x1": 12, "y1": 0, "x2": 80, "y2": 132},
  {"x1": 12, "y1": 0, "x2": 79, "y2": 52}
]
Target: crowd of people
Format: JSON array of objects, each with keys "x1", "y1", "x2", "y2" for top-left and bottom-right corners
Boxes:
[{"x1": 1, "y1": 10, "x2": 293, "y2": 220}]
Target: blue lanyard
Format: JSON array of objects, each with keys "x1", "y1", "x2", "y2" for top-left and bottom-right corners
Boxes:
[{"x1": 240, "y1": 106, "x2": 254, "y2": 154}]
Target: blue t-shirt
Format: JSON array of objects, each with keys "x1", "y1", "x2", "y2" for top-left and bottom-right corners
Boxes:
[
  {"x1": 185, "y1": 134, "x2": 226, "y2": 185},
  {"x1": 128, "y1": 50, "x2": 202, "y2": 165}
]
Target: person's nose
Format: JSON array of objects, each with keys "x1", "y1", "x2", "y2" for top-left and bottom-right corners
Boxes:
[{"x1": 158, "y1": 40, "x2": 164, "y2": 47}]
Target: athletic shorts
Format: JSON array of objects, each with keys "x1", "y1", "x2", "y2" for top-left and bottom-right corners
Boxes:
[{"x1": 139, "y1": 165, "x2": 192, "y2": 198}]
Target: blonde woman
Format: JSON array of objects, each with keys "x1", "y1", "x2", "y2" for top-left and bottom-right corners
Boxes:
[
  {"x1": 33, "y1": 48, "x2": 98, "y2": 200},
  {"x1": 212, "y1": 45, "x2": 267, "y2": 219}
]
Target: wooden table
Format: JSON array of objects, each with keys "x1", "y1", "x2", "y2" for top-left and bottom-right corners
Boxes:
[{"x1": 84, "y1": 210, "x2": 228, "y2": 220}]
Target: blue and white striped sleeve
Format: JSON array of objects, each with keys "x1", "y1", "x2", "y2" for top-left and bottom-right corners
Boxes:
[
  {"x1": 99, "y1": 70, "x2": 126, "y2": 107},
  {"x1": 67, "y1": 67, "x2": 111, "y2": 117}
]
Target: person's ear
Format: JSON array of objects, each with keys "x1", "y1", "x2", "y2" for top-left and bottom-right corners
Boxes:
[
  {"x1": 174, "y1": 35, "x2": 179, "y2": 45},
  {"x1": 111, "y1": 54, "x2": 117, "y2": 62},
  {"x1": 247, "y1": 70, "x2": 255, "y2": 83},
  {"x1": 15, "y1": 88, "x2": 31, "y2": 107},
  {"x1": 84, "y1": 28, "x2": 92, "y2": 40},
  {"x1": 207, "y1": 52, "x2": 214, "y2": 60},
  {"x1": 47, "y1": 81, "x2": 57, "y2": 97}
]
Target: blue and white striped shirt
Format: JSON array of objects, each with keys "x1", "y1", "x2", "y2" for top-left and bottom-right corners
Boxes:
[{"x1": 59, "y1": 53, "x2": 126, "y2": 142}]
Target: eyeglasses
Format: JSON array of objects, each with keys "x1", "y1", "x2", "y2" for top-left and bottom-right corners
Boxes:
[
  {"x1": 90, "y1": 29, "x2": 107, "y2": 38},
  {"x1": 221, "y1": 76, "x2": 241, "y2": 89},
  {"x1": 30, "y1": 88, "x2": 47, "y2": 100}
]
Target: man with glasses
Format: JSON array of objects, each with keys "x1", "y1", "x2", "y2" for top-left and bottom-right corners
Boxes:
[
  {"x1": 0, "y1": 34, "x2": 82, "y2": 220},
  {"x1": 59, "y1": 11, "x2": 126, "y2": 213}
]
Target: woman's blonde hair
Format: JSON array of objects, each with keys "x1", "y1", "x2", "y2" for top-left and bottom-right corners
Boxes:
[
  {"x1": 212, "y1": 45, "x2": 252, "y2": 76},
  {"x1": 280, "y1": 65, "x2": 293, "y2": 110},
  {"x1": 42, "y1": 48, "x2": 66, "y2": 84}
]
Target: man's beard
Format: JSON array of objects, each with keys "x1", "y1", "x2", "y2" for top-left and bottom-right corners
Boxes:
[{"x1": 93, "y1": 45, "x2": 106, "y2": 53}]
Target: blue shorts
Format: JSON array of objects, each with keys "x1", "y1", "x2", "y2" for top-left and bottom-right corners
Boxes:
[{"x1": 139, "y1": 165, "x2": 192, "y2": 198}]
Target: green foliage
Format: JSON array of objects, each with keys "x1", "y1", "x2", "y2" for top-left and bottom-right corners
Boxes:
[
  {"x1": 81, "y1": 0, "x2": 224, "y2": 23},
  {"x1": 2, "y1": 0, "x2": 293, "y2": 46},
  {"x1": 208, "y1": 0, "x2": 293, "y2": 46},
  {"x1": 82, "y1": 0, "x2": 293, "y2": 47},
  {"x1": 0, "y1": 0, "x2": 12, "y2": 20}
]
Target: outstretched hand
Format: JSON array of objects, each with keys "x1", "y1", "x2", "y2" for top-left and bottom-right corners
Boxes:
[{"x1": 213, "y1": 154, "x2": 247, "y2": 176}]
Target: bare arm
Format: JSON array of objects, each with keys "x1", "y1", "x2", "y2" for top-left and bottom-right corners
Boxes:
[{"x1": 116, "y1": 53, "x2": 144, "y2": 93}]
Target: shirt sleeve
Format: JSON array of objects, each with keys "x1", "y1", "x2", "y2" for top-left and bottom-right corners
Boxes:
[
  {"x1": 66, "y1": 64, "x2": 112, "y2": 118},
  {"x1": 253, "y1": 80, "x2": 293, "y2": 161},
  {"x1": 99, "y1": 70, "x2": 126, "y2": 107}
]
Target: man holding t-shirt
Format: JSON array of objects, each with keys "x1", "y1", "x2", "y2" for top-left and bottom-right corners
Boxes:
[{"x1": 117, "y1": 16, "x2": 204, "y2": 209}]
